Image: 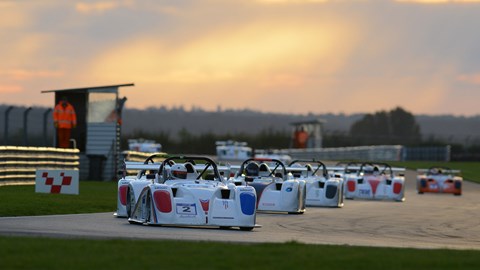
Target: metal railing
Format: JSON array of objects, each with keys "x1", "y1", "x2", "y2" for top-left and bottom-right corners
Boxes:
[
  {"x1": 0, "y1": 146, "x2": 79, "y2": 184},
  {"x1": 257, "y1": 145, "x2": 451, "y2": 162},
  {"x1": 262, "y1": 145, "x2": 404, "y2": 161}
]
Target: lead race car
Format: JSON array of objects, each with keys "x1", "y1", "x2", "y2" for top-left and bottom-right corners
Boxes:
[
  {"x1": 343, "y1": 162, "x2": 406, "y2": 202},
  {"x1": 230, "y1": 158, "x2": 306, "y2": 214},
  {"x1": 123, "y1": 155, "x2": 258, "y2": 230},
  {"x1": 287, "y1": 160, "x2": 344, "y2": 208},
  {"x1": 416, "y1": 166, "x2": 462, "y2": 196}
]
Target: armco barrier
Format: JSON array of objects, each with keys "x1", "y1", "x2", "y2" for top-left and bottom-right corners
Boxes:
[
  {"x1": 121, "y1": 150, "x2": 168, "y2": 162},
  {"x1": 257, "y1": 145, "x2": 450, "y2": 162},
  {"x1": 0, "y1": 146, "x2": 79, "y2": 184},
  {"x1": 120, "y1": 151, "x2": 168, "y2": 176},
  {"x1": 261, "y1": 145, "x2": 404, "y2": 162}
]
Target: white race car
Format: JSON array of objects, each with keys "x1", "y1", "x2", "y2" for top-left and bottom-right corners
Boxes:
[
  {"x1": 288, "y1": 160, "x2": 344, "y2": 208},
  {"x1": 128, "y1": 139, "x2": 162, "y2": 153},
  {"x1": 344, "y1": 162, "x2": 406, "y2": 202},
  {"x1": 124, "y1": 155, "x2": 258, "y2": 231},
  {"x1": 231, "y1": 158, "x2": 306, "y2": 214},
  {"x1": 416, "y1": 166, "x2": 462, "y2": 196}
]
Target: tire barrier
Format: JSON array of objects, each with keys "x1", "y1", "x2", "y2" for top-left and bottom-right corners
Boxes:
[
  {"x1": 0, "y1": 146, "x2": 79, "y2": 184},
  {"x1": 121, "y1": 150, "x2": 168, "y2": 162}
]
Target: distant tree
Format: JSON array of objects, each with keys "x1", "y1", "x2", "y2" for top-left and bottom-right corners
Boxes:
[
  {"x1": 121, "y1": 128, "x2": 291, "y2": 155},
  {"x1": 349, "y1": 107, "x2": 421, "y2": 145},
  {"x1": 389, "y1": 107, "x2": 421, "y2": 144},
  {"x1": 323, "y1": 131, "x2": 354, "y2": 147}
]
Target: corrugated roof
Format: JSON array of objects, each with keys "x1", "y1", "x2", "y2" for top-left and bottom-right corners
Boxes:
[
  {"x1": 41, "y1": 83, "x2": 134, "y2": 93},
  {"x1": 290, "y1": 119, "x2": 325, "y2": 125}
]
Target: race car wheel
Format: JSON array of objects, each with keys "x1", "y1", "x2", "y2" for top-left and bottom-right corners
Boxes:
[
  {"x1": 145, "y1": 192, "x2": 152, "y2": 223},
  {"x1": 126, "y1": 188, "x2": 136, "y2": 219},
  {"x1": 239, "y1": 227, "x2": 254, "y2": 231},
  {"x1": 220, "y1": 226, "x2": 231, "y2": 230},
  {"x1": 418, "y1": 191, "x2": 424, "y2": 194},
  {"x1": 454, "y1": 193, "x2": 462, "y2": 196},
  {"x1": 125, "y1": 189, "x2": 132, "y2": 218}
]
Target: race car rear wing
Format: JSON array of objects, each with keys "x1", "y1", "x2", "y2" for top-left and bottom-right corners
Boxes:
[
  {"x1": 118, "y1": 161, "x2": 163, "y2": 179},
  {"x1": 325, "y1": 166, "x2": 351, "y2": 172},
  {"x1": 124, "y1": 161, "x2": 162, "y2": 171},
  {"x1": 123, "y1": 162, "x2": 232, "y2": 172},
  {"x1": 325, "y1": 166, "x2": 406, "y2": 178},
  {"x1": 417, "y1": 169, "x2": 461, "y2": 174},
  {"x1": 193, "y1": 164, "x2": 232, "y2": 178},
  {"x1": 122, "y1": 161, "x2": 234, "y2": 180}
]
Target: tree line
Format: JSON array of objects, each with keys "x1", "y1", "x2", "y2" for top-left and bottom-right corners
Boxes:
[{"x1": 121, "y1": 107, "x2": 479, "y2": 161}]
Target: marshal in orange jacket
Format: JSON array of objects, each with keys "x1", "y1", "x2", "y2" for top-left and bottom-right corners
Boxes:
[{"x1": 53, "y1": 101, "x2": 77, "y2": 129}]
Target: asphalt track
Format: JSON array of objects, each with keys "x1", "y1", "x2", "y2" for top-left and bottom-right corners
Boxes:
[{"x1": 1, "y1": 170, "x2": 479, "y2": 250}]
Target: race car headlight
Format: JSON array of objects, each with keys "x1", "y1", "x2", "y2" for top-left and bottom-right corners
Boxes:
[
  {"x1": 420, "y1": 179, "x2": 427, "y2": 188},
  {"x1": 454, "y1": 181, "x2": 462, "y2": 189},
  {"x1": 325, "y1": 185, "x2": 337, "y2": 199}
]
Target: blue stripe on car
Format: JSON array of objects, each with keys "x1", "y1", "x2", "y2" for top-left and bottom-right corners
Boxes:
[{"x1": 240, "y1": 193, "x2": 256, "y2": 215}]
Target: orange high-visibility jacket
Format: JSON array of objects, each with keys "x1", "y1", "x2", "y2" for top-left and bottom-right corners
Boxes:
[{"x1": 53, "y1": 102, "x2": 77, "y2": 129}]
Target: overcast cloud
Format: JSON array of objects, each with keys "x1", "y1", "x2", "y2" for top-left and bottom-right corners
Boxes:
[{"x1": 1, "y1": 0, "x2": 479, "y2": 115}]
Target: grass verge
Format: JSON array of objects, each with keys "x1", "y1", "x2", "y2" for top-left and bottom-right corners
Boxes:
[
  {"x1": 388, "y1": 161, "x2": 480, "y2": 184},
  {"x1": 0, "y1": 181, "x2": 117, "y2": 217},
  {"x1": 1, "y1": 236, "x2": 479, "y2": 270}
]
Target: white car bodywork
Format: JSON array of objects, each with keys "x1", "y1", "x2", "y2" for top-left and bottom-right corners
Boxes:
[
  {"x1": 288, "y1": 160, "x2": 344, "y2": 208},
  {"x1": 120, "y1": 155, "x2": 258, "y2": 230},
  {"x1": 230, "y1": 158, "x2": 306, "y2": 214},
  {"x1": 343, "y1": 162, "x2": 406, "y2": 202}
]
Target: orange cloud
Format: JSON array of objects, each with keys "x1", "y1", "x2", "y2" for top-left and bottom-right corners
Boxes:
[
  {"x1": 396, "y1": 0, "x2": 480, "y2": 3},
  {"x1": 0, "y1": 2, "x2": 30, "y2": 29},
  {"x1": 75, "y1": 0, "x2": 133, "y2": 14},
  {"x1": 457, "y1": 74, "x2": 480, "y2": 85},
  {"x1": 0, "y1": 69, "x2": 64, "y2": 80},
  {"x1": 82, "y1": 16, "x2": 360, "y2": 111},
  {"x1": 88, "y1": 19, "x2": 356, "y2": 83},
  {"x1": 0, "y1": 84, "x2": 22, "y2": 93},
  {"x1": 257, "y1": 0, "x2": 329, "y2": 3}
]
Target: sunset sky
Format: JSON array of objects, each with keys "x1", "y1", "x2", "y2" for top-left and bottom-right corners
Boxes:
[{"x1": 1, "y1": 0, "x2": 480, "y2": 116}]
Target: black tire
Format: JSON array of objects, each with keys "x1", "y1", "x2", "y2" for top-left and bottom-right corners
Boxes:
[
  {"x1": 145, "y1": 192, "x2": 152, "y2": 223},
  {"x1": 300, "y1": 185, "x2": 306, "y2": 211},
  {"x1": 126, "y1": 188, "x2": 132, "y2": 218},
  {"x1": 239, "y1": 227, "x2": 254, "y2": 231}
]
